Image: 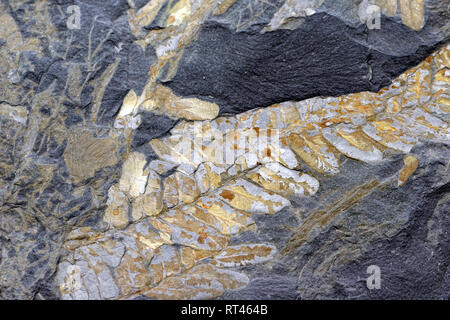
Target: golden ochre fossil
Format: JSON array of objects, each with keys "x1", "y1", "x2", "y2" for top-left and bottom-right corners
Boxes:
[{"x1": 56, "y1": 44, "x2": 449, "y2": 300}]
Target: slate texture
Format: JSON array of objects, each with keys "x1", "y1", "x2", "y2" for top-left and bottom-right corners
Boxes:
[{"x1": 0, "y1": 0, "x2": 448, "y2": 300}]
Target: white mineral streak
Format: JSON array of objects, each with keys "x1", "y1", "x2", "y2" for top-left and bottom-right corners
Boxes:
[
  {"x1": 156, "y1": 34, "x2": 182, "y2": 58},
  {"x1": 265, "y1": 0, "x2": 325, "y2": 31},
  {"x1": 211, "y1": 243, "x2": 277, "y2": 267},
  {"x1": 248, "y1": 163, "x2": 319, "y2": 197},
  {"x1": 322, "y1": 123, "x2": 383, "y2": 164},
  {"x1": 119, "y1": 152, "x2": 149, "y2": 198},
  {"x1": 0, "y1": 103, "x2": 28, "y2": 124},
  {"x1": 217, "y1": 179, "x2": 291, "y2": 214},
  {"x1": 362, "y1": 116, "x2": 418, "y2": 153}
]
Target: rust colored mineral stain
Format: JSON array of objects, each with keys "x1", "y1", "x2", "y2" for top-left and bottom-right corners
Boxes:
[
  {"x1": 200, "y1": 202, "x2": 212, "y2": 210},
  {"x1": 398, "y1": 155, "x2": 419, "y2": 186},
  {"x1": 112, "y1": 209, "x2": 120, "y2": 216},
  {"x1": 167, "y1": 16, "x2": 175, "y2": 24},
  {"x1": 220, "y1": 189, "x2": 235, "y2": 201},
  {"x1": 198, "y1": 230, "x2": 208, "y2": 244}
]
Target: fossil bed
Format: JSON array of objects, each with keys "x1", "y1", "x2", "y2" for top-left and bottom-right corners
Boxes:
[{"x1": 0, "y1": 0, "x2": 449, "y2": 300}]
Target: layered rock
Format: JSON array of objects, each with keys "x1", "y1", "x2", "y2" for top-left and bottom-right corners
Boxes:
[
  {"x1": 58, "y1": 44, "x2": 449, "y2": 299},
  {"x1": 0, "y1": 0, "x2": 448, "y2": 300}
]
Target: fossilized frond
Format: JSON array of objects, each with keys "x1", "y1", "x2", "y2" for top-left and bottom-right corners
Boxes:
[{"x1": 57, "y1": 44, "x2": 449, "y2": 300}]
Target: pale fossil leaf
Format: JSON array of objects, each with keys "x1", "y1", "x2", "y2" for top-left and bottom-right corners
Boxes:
[
  {"x1": 211, "y1": 243, "x2": 277, "y2": 267},
  {"x1": 143, "y1": 264, "x2": 249, "y2": 300}
]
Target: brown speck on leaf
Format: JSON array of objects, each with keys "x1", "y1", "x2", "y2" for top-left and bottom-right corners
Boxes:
[
  {"x1": 167, "y1": 16, "x2": 175, "y2": 24},
  {"x1": 220, "y1": 190, "x2": 235, "y2": 201},
  {"x1": 198, "y1": 231, "x2": 208, "y2": 244},
  {"x1": 201, "y1": 203, "x2": 211, "y2": 209}
]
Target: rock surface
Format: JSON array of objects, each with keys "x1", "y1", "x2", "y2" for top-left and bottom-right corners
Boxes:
[{"x1": 0, "y1": 0, "x2": 448, "y2": 300}]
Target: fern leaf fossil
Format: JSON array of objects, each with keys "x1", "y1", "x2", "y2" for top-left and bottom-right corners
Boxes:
[{"x1": 57, "y1": 44, "x2": 449, "y2": 300}]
